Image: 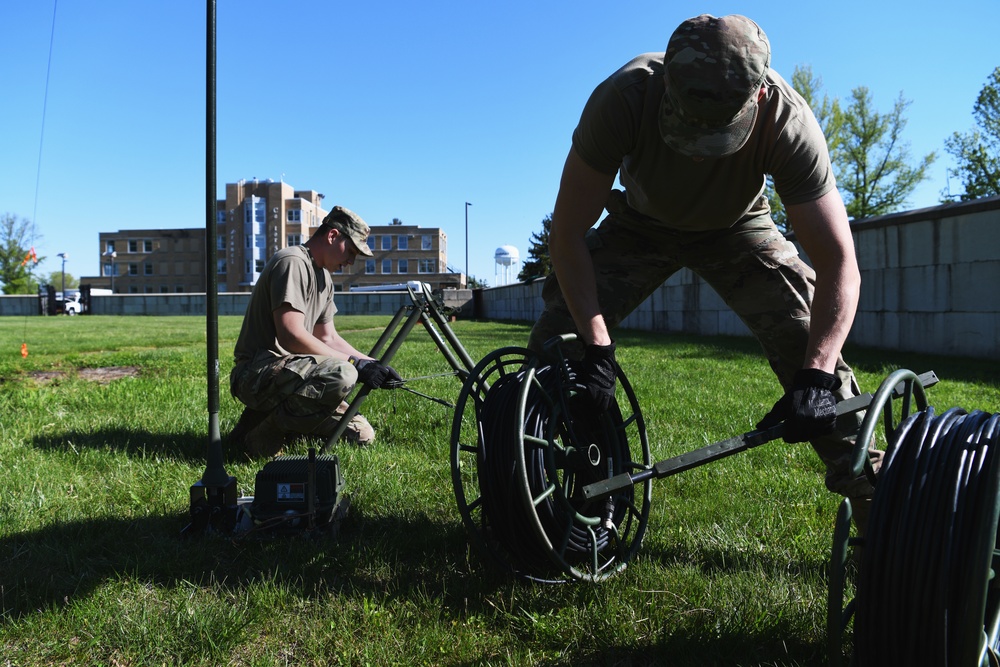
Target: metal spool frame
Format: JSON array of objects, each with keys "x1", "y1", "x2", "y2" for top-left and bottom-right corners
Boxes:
[
  {"x1": 449, "y1": 340, "x2": 652, "y2": 583},
  {"x1": 828, "y1": 369, "x2": 1000, "y2": 666}
]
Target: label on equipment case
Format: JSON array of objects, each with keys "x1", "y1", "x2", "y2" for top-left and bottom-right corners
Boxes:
[{"x1": 276, "y1": 482, "x2": 306, "y2": 502}]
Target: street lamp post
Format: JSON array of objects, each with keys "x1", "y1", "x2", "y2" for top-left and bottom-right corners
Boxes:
[
  {"x1": 57, "y1": 252, "x2": 68, "y2": 301},
  {"x1": 465, "y1": 201, "x2": 472, "y2": 286},
  {"x1": 104, "y1": 250, "x2": 117, "y2": 292}
]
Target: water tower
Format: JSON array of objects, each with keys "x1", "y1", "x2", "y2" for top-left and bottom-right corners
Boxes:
[{"x1": 494, "y1": 245, "x2": 520, "y2": 286}]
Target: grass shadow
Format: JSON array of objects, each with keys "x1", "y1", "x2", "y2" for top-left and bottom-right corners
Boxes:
[
  {"x1": 29, "y1": 427, "x2": 222, "y2": 463},
  {"x1": 0, "y1": 505, "x2": 510, "y2": 623}
]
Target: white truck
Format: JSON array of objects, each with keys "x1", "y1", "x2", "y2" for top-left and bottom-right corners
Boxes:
[{"x1": 62, "y1": 288, "x2": 113, "y2": 315}]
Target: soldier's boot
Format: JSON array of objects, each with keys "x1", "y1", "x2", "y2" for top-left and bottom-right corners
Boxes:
[
  {"x1": 228, "y1": 407, "x2": 287, "y2": 460},
  {"x1": 311, "y1": 401, "x2": 375, "y2": 446}
]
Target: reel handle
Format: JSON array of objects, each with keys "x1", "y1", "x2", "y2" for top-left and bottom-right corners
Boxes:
[{"x1": 581, "y1": 372, "x2": 938, "y2": 502}]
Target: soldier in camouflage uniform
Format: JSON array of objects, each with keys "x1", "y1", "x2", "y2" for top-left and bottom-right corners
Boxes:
[
  {"x1": 528, "y1": 14, "x2": 879, "y2": 532},
  {"x1": 229, "y1": 206, "x2": 401, "y2": 459}
]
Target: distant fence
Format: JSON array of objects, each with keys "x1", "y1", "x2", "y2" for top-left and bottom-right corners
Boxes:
[
  {"x1": 0, "y1": 290, "x2": 474, "y2": 319},
  {"x1": 473, "y1": 196, "x2": 1000, "y2": 361}
]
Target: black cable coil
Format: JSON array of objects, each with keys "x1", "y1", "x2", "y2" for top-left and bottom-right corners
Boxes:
[
  {"x1": 476, "y1": 362, "x2": 632, "y2": 578},
  {"x1": 854, "y1": 406, "x2": 1000, "y2": 665}
]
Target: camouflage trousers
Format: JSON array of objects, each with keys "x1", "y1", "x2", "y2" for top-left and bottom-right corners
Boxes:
[
  {"x1": 230, "y1": 350, "x2": 361, "y2": 436},
  {"x1": 528, "y1": 190, "x2": 878, "y2": 503}
]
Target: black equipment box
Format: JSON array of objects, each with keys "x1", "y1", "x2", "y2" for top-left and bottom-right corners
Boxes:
[{"x1": 249, "y1": 452, "x2": 348, "y2": 529}]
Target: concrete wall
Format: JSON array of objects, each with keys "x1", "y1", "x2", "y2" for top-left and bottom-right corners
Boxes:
[
  {"x1": 849, "y1": 198, "x2": 1000, "y2": 359},
  {"x1": 474, "y1": 196, "x2": 1000, "y2": 360},
  {"x1": 0, "y1": 295, "x2": 42, "y2": 317}
]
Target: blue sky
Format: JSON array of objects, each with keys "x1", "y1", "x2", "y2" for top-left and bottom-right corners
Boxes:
[{"x1": 2, "y1": 1, "x2": 997, "y2": 286}]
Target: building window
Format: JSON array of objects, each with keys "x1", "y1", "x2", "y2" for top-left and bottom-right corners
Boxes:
[
  {"x1": 365, "y1": 260, "x2": 375, "y2": 274},
  {"x1": 287, "y1": 234, "x2": 301, "y2": 246},
  {"x1": 175, "y1": 286, "x2": 185, "y2": 293},
  {"x1": 255, "y1": 259, "x2": 264, "y2": 273},
  {"x1": 287, "y1": 210, "x2": 301, "y2": 222},
  {"x1": 398, "y1": 259, "x2": 408, "y2": 274},
  {"x1": 103, "y1": 263, "x2": 117, "y2": 277},
  {"x1": 105, "y1": 240, "x2": 116, "y2": 253},
  {"x1": 160, "y1": 286, "x2": 169, "y2": 293},
  {"x1": 398, "y1": 236, "x2": 408, "y2": 250},
  {"x1": 381, "y1": 236, "x2": 391, "y2": 251},
  {"x1": 128, "y1": 239, "x2": 138, "y2": 253},
  {"x1": 422, "y1": 235, "x2": 433, "y2": 250},
  {"x1": 217, "y1": 234, "x2": 225, "y2": 250},
  {"x1": 144, "y1": 239, "x2": 153, "y2": 253},
  {"x1": 217, "y1": 260, "x2": 226, "y2": 274},
  {"x1": 144, "y1": 286, "x2": 154, "y2": 293},
  {"x1": 382, "y1": 258, "x2": 392, "y2": 274},
  {"x1": 418, "y1": 259, "x2": 435, "y2": 273},
  {"x1": 144, "y1": 263, "x2": 153, "y2": 276},
  {"x1": 129, "y1": 285, "x2": 139, "y2": 294},
  {"x1": 128, "y1": 263, "x2": 138, "y2": 276}
]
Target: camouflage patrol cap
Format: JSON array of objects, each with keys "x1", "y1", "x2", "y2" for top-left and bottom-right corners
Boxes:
[
  {"x1": 659, "y1": 14, "x2": 771, "y2": 157},
  {"x1": 321, "y1": 206, "x2": 374, "y2": 257}
]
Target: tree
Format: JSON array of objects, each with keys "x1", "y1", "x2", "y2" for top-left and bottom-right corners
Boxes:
[
  {"x1": 0, "y1": 213, "x2": 43, "y2": 295},
  {"x1": 766, "y1": 66, "x2": 934, "y2": 226},
  {"x1": 836, "y1": 87, "x2": 936, "y2": 220},
  {"x1": 45, "y1": 271, "x2": 79, "y2": 290},
  {"x1": 518, "y1": 213, "x2": 553, "y2": 282},
  {"x1": 467, "y1": 274, "x2": 489, "y2": 289},
  {"x1": 943, "y1": 66, "x2": 1000, "y2": 201}
]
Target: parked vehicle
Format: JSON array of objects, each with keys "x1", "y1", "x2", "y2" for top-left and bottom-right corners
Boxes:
[
  {"x1": 61, "y1": 291, "x2": 83, "y2": 315},
  {"x1": 61, "y1": 288, "x2": 112, "y2": 315}
]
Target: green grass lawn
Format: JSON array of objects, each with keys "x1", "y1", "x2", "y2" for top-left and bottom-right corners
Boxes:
[{"x1": 1, "y1": 315, "x2": 998, "y2": 666}]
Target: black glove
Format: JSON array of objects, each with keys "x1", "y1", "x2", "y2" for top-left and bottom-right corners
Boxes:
[
  {"x1": 352, "y1": 357, "x2": 403, "y2": 390},
  {"x1": 577, "y1": 342, "x2": 617, "y2": 412},
  {"x1": 756, "y1": 368, "x2": 841, "y2": 443}
]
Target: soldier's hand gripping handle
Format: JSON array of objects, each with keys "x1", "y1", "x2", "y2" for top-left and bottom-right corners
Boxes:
[{"x1": 578, "y1": 341, "x2": 617, "y2": 411}]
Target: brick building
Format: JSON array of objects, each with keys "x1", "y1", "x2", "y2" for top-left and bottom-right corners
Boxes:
[{"x1": 84, "y1": 178, "x2": 464, "y2": 293}]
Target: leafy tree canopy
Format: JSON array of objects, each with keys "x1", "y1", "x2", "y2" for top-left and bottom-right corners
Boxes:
[
  {"x1": 836, "y1": 87, "x2": 936, "y2": 219},
  {"x1": 1, "y1": 213, "x2": 43, "y2": 295},
  {"x1": 467, "y1": 274, "x2": 489, "y2": 289},
  {"x1": 45, "y1": 271, "x2": 79, "y2": 290},
  {"x1": 944, "y1": 66, "x2": 1000, "y2": 201},
  {"x1": 766, "y1": 66, "x2": 935, "y2": 227}
]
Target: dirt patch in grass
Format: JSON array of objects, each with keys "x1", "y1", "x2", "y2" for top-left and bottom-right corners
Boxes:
[{"x1": 27, "y1": 366, "x2": 141, "y2": 385}]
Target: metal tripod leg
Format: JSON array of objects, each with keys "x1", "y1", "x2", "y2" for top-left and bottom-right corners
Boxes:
[{"x1": 318, "y1": 284, "x2": 476, "y2": 454}]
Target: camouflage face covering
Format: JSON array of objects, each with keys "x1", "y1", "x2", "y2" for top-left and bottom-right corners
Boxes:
[{"x1": 658, "y1": 14, "x2": 771, "y2": 157}]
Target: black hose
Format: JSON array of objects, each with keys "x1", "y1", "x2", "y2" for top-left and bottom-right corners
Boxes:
[
  {"x1": 476, "y1": 362, "x2": 631, "y2": 578},
  {"x1": 854, "y1": 406, "x2": 1000, "y2": 665}
]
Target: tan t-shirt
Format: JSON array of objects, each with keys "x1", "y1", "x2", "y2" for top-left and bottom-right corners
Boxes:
[
  {"x1": 233, "y1": 245, "x2": 336, "y2": 362},
  {"x1": 572, "y1": 53, "x2": 836, "y2": 231}
]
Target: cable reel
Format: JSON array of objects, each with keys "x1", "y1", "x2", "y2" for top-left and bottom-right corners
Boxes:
[
  {"x1": 450, "y1": 337, "x2": 652, "y2": 583},
  {"x1": 827, "y1": 370, "x2": 1000, "y2": 666}
]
